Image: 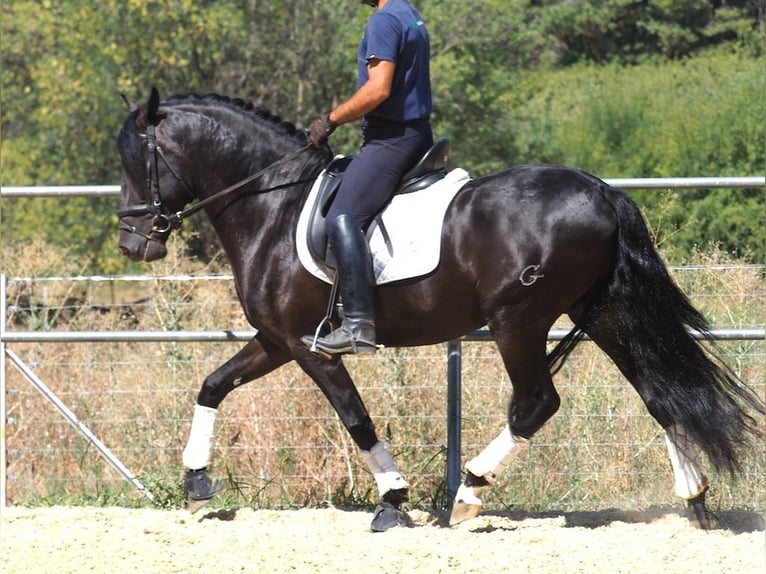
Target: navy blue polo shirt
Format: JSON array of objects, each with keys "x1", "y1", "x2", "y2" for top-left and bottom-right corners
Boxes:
[{"x1": 358, "y1": 0, "x2": 432, "y2": 122}]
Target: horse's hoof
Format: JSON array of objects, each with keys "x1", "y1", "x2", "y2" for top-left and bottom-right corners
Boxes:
[
  {"x1": 687, "y1": 489, "x2": 720, "y2": 530},
  {"x1": 449, "y1": 501, "x2": 483, "y2": 526},
  {"x1": 382, "y1": 487, "x2": 409, "y2": 507},
  {"x1": 370, "y1": 502, "x2": 411, "y2": 532},
  {"x1": 449, "y1": 483, "x2": 484, "y2": 526},
  {"x1": 184, "y1": 468, "x2": 224, "y2": 514}
]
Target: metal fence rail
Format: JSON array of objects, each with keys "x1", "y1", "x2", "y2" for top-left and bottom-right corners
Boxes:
[{"x1": 3, "y1": 177, "x2": 765, "y2": 198}]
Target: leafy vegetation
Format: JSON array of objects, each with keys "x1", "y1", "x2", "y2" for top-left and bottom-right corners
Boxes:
[
  {"x1": 1, "y1": 1, "x2": 764, "y2": 270},
  {"x1": 504, "y1": 53, "x2": 765, "y2": 261}
]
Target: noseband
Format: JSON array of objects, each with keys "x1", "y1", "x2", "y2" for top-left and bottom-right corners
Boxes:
[{"x1": 118, "y1": 123, "x2": 313, "y2": 242}]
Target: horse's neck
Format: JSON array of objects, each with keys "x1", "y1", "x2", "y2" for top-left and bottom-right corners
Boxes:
[
  {"x1": 199, "y1": 146, "x2": 322, "y2": 278},
  {"x1": 174, "y1": 106, "x2": 327, "y2": 281}
]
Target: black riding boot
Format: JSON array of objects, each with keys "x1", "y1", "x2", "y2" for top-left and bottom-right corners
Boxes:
[{"x1": 303, "y1": 215, "x2": 377, "y2": 355}]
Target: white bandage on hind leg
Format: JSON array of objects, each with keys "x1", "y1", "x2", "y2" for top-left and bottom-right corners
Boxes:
[
  {"x1": 664, "y1": 424, "x2": 708, "y2": 499},
  {"x1": 465, "y1": 425, "x2": 528, "y2": 483},
  {"x1": 360, "y1": 441, "x2": 409, "y2": 497},
  {"x1": 182, "y1": 404, "x2": 218, "y2": 470}
]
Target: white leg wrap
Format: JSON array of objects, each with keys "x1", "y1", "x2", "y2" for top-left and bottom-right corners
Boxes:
[
  {"x1": 664, "y1": 424, "x2": 708, "y2": 499},
  {"x1": 182, "y1": 404, "x2": 218, "y2": 470},
  {"x1": 465, "y1": 425, "x2": 528, "y2": 483},
  {"x1": 360, "y1": 441, "x2": 409, "y2": 497},
  {"x1": 454, "y1": 482, "x2": 483, "y2": 506}
]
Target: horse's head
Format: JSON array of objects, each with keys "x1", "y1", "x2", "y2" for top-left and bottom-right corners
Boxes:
[
  {"x1": 117, "y1": 88, "x2": 189, "y2": 262},
  {"x1": 116, "y1": 89, "x2": 332, "y2": 263}
]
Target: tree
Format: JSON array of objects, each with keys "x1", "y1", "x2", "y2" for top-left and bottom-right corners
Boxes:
[
  {"x1": 1, "y1": 0, "x2": 365, "y2": 270},
  {"x1": 534, "y1": 0, "x2": 761, "y2": 63},
  {"x1": 1, "y1": 1, "x2": 763, "y2": 271}
]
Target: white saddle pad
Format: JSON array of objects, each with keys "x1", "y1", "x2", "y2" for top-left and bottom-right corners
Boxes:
[{"x1": 296, "y1": 167, "x2": 471, "y2": 285}]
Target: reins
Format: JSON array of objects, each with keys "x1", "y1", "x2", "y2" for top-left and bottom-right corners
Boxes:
[
  {"x1": 174, "y1": 143, "x2": 314, "y2": 223},
  {"x1": 118, "y1": 123, "x2": 314, "y2": 236}
]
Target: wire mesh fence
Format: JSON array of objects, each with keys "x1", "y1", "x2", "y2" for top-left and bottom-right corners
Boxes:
[{"x1": 2, "y1": 264, "x2": 764, "y2": 513}]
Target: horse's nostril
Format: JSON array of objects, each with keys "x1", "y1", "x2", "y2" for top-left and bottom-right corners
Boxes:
[{"x1": 118, "y1": 245, "x2": 130, "y2": 256}]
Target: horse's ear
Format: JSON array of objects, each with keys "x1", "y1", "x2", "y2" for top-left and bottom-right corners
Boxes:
[
  {"x1": 136, "y1": 87, "x2": 162, "y2": 131},
  {"x1": 120, "y1": 93, "x2": 139, "y2": 112},
  {"x1": 148, "y1": 86, "x2": 160, "y2": 116}
]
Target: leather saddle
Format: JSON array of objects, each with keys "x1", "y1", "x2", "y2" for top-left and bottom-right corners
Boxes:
[{"x1": 306, "y1": 138, "x2": 451, "y2": 267}]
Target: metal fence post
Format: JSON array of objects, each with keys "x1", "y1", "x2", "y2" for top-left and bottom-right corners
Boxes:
[
  {"x1": 446, "y1": 339, "x2": 462, "y2": 510},
  {"x1": 1, "y1": 274, "x2": 7, "y2": 511}
]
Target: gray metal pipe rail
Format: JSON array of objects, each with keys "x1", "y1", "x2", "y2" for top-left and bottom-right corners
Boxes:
[
  {"x1": 1, "y1": 327, "x2": 762, "y2": 343},
  {"x1": 2, "y1": 177, "x2": 765, "y2": 198}
]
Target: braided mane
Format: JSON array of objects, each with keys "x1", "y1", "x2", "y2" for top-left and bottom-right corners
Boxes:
[{"x1": 163, "y1": 92, "x2": 308, "y2": 145}]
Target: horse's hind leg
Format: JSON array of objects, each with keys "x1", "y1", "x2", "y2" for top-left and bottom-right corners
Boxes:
[
  {"x1": 449, "y1": 425, "x2": 529, "y2": 525},
  {"x1": 579, "y1": 320, "x2": 718, "y2": 528},
  {"x1": 451, "y1": 327, "x2": 559, "y2": 525},
  {"x1": 664, "y1": 424, "x2": 718, "y2": 529},
  {"x1": 184, "y1": 334, "x2": 291, "y2": 512}
]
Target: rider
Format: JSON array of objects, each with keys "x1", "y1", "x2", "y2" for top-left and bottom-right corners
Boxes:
[{"x1": 302, "y1": 0, "x2": 434, "y2": 355}]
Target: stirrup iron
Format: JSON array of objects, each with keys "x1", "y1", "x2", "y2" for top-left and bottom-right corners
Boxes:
[{"x1": 306, "y1": 273, "x2": 340, "y2": 355}]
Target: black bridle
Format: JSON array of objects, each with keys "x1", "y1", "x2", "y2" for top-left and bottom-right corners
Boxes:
[{"x1": 118, "y1": 123, "x2": 313, "y2": 240}]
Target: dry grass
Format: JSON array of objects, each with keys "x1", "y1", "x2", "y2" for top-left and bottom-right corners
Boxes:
[{"x1": 2, "y1": 239, "x2": 764, "y2": 512}]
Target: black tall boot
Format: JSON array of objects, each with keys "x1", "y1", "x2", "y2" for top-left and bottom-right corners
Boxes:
[{"x1": 303, "y1": 214, "x2": 377, "y2": 355}]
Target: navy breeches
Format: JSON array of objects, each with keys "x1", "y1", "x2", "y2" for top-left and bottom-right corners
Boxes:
[{"x1": 325, "y1": 118, "x2": 433, "y2": 233}]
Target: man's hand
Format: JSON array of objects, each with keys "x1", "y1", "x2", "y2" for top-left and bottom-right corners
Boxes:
[{"x1": 306, "y1": 113, "x2": 337, "y2": 148}]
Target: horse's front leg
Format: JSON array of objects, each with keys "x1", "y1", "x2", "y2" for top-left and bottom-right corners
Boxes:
[
  {"x1": 294, "y1": 350, "x2": 408, "y2": 532},
  {"x1": 183, "y1": 334, "x2": 290, "y2": 513}
]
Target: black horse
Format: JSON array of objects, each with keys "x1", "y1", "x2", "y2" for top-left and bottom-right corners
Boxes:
[{"x1": 117, "y1": 89, "x2": 762, "y2": 531}]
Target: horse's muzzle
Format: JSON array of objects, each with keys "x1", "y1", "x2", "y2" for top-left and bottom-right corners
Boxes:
[{"x1": 118, "y1": 223, "x2": 169, "y2": 262}]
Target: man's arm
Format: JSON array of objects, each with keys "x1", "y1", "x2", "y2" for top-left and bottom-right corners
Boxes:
[{"x1": 329, "y1": 58, "x2": 395, "y2": 125}]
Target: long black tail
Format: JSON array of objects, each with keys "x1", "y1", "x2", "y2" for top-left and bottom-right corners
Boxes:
[{"x1": 549, "y1": 184, "x2": 764, "y2": 474}]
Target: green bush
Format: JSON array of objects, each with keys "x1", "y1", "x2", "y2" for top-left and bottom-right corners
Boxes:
[{"x1": 503, "y1": 51, "x2": 764, "y2": 262}]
